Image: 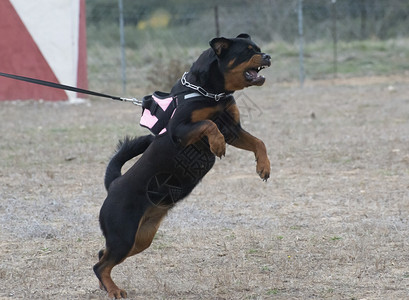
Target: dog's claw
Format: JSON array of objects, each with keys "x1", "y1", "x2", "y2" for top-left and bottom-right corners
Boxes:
[
  {"x1": 209, "y1": 134, "x2": 226, "y2": 158},
  {"x1": 108, "y1": 288, "x2": 127, "y2": 299},
  {"x1": 256, "y1": 157, "x2": 270, "y2": 181},
  {"x1": 257, "y1": 171, "x2": 269, "y2": 181}
]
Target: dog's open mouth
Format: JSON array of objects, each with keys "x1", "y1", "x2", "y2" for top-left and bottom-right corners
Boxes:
[{"x1": 244, "y1": 61, "x2": 271, "y2": 86}]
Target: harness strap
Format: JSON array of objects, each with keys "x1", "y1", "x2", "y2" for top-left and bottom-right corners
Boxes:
[{"x1": 184, "y1": 92, "x2": 202, "y2": 100}]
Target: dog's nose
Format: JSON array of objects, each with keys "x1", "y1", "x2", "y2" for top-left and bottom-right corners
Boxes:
[{"x1": 263, "y1": 54, "x2": 271, "y2": 61}]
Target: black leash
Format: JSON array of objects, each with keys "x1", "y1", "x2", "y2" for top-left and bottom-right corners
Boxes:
[{"x1": 0, "y1": 71, "x2": 142, "y2": 105}]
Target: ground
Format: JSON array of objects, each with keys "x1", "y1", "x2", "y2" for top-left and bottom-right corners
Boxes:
[{"x1": 0, "y1": 75, "x2": 409, "y2": 299}]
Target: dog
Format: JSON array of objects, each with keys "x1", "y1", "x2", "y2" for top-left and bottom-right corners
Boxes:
[{"x1": 94, "y1": 33, "x2": 271, "y2": 298}]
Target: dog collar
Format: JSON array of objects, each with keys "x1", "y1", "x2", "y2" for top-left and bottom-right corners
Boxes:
[{"x1": 181, "y1": 72, "x2": 231, "y2": 101}]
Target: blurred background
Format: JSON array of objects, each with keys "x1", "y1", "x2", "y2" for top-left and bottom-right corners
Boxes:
[{"x1": 86, "y1": 0, "x2": 409, "y2": 97}]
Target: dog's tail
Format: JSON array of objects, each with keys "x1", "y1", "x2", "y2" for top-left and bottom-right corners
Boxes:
[{"x1": 104, "y1": 135, "x2": 154, "y2": 190}]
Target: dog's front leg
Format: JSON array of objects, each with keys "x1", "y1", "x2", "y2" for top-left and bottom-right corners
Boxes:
[
  {"x1": 223, "y1": 102, "x2": 270, "y2": 180},
  {"x1": 175, "y1": 120, "x2": 226, "y2": 158},
  {"x1": 229, "y1": 129, "x2": 270, "y2": 180}
]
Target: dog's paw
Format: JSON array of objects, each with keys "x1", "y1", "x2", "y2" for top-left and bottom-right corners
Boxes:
[
  {"x1": 210, "y1": 134, "x2": 226, "y2": 158},
  {"x1": 256, "y1": 157, "x2": 270, "y2": 181},
  {"x1": 108, "y1": 288, "x2": 127, "y2": 299}
]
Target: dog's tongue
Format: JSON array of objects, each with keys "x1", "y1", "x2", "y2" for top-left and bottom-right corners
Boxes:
[
  {"x1": 245, "y1": 68, "x2": 266, "y2": 86},
  {"x1": 245, "y1": 69, "x2": 258, "y2": 80},
  {"x1": 248, "y1": 70, "x2": 258, "y2": 78}
]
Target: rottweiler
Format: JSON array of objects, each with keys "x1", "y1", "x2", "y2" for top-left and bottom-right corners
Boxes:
[{"x1": 94, "y1": 33, "x2": 271, "y2": 298}]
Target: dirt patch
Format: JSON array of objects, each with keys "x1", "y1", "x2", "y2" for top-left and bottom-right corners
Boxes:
[{"x1": 1, "y1": 76, "x2": 409, "y2": 299}]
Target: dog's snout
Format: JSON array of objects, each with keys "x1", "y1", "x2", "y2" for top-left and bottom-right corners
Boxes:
[{"x1": 261, "y1": 53, "x2": 271, "y2": 67}]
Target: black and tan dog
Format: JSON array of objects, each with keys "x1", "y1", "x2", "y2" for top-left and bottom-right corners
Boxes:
[{"x1": 94, "y1": 33, "x2": 271, "y2": 298}]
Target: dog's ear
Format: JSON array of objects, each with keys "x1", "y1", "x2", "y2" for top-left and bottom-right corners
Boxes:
[
  {"x1": 236, "y1": 33, "x2": 251, "y2": 40},
  {"x1": 209, "y1": 37, "x2": 231, "y2": 57}
]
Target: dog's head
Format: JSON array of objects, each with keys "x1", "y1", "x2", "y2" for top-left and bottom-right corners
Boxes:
[{"x1": 210, "y1": 33, "x2": 271, "y2": 91}]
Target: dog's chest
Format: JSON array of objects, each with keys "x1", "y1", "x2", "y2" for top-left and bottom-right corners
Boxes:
[
  {"x1": 190, "y1": 104, "x2": 224, "y2": 123},
  {"x1": 173, "y1": 143, "x2": 216, "y2": 183}
]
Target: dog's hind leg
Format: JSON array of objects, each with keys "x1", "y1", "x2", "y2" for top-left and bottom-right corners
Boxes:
[
  {"x1": 94, "y1": 205, "x2": 169, "y2": 298},
  {"x1": 127, "y1": 205, "x2": 169, "y2": 257},
  {"x1": 96, "y1": 249, "x2": 106, "y2": 291},
  {"x1": 94, "y1": 241, "x2": 130, "y2": 298}
]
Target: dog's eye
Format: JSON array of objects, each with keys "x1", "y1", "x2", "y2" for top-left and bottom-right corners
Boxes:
[
  {"x1": 247, "y1": 45, "x2": 261, "y2": 54},
  {"x1": 246, "y1": 47, "x2": 255, "y2": 54}
]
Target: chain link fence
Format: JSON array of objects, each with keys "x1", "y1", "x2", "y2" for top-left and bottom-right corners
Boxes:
[{"x1": 86, "y1": 0, "x2": 409, "y2": 96}]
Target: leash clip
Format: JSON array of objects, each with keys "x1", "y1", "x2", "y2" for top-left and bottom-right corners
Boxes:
[{"x1": 120, "y1": 97, "x2": 142, "y2": 106}]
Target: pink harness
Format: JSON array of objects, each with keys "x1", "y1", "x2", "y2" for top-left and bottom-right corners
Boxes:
[
  {"x1": 140, "y1": 73, "x2": 231, "y2": 136},
  {"x1": 139, "y1": 92, "x2": 178, "y2": 135}
]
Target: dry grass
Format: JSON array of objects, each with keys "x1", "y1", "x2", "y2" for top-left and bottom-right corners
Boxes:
[{"x1": 1, "y1": 75, "x2": 409, "y2": 299}]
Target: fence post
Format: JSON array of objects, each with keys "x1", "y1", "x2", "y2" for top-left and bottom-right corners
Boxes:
[
  {"x1": 298, "y1": 0, "x2": 305, "y2": 87},
  {"x1": 214, "y1": 6, "x2": 220, "y2": 37},
  {"x1": 118, "y1": 0, "x2": 126, "y2": 94},
  {"x1": 332, "y1": 0, "x2": 338, "y2": 79}
]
